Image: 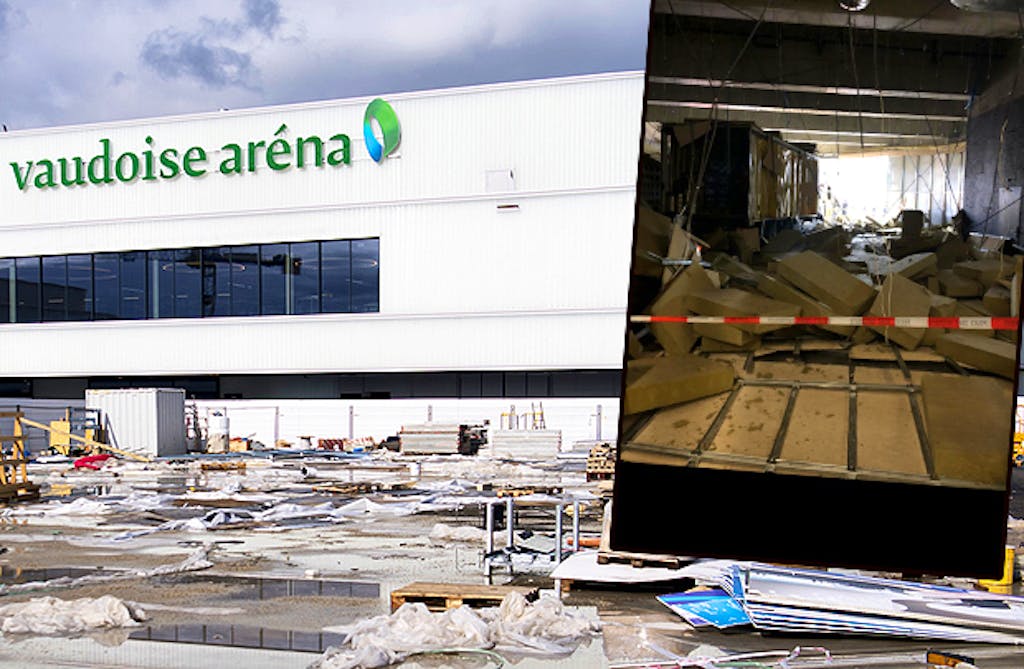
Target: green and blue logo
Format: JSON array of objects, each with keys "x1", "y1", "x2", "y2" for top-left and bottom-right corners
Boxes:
[{"x1": 363, "y1": 98, "x2": 401, "y2": 163}]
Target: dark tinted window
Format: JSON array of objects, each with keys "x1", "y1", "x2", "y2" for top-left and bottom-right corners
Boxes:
[
  {"x1": 321, "y1": 240, "x2": 350, "y2": 313},
  {"x1": 119, "y1": 252, "x2": 146, "y2": 320},
  {"x1": 260, "y1": 244, "x2": 287, "y2": 315},
  {"x1": 289, "y1": 242, "x2": 320, "y2": 315},
  {"x1": 0, "y1": 237, "x2": 378, "y2": 323},
  {"x1": 66, "y1": 255, "x2": 92, "y2": 320},
  {"x1": 230, "y1": 246, "x2": 260, "y2": 316},
  {"x1": 41, "y1": 256, "x2": 67, "y2": 321},
  {"x1": 173, "y1": 249, "x2": 201, "y2": 318},
  {"x1": 202, "y1": 247, "x2": 231, "y2": 317},
  {"x1": 15, "y1": 257, "x2": 40, "y2": 323},
  {"x1": 0, "y1": 259, "x2": 13, "y2": 323},
  {"x1": 351, "y1": 239, "x2": 379, "y2": 312},
  {"x1": 93, "y1": 253, "x2": 119, "y2": 320}
]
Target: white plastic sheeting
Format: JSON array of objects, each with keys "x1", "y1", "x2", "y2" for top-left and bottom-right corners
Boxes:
[
  {"x1": 428, "y1": 523, "x2": 493, "y2": 545},
  {"x1": 312, "y1": 592, "x2": 599, "y2": 669},
  {"x1": 111, "y1": 497, "x2": 424, "y2": 541},
  {"x1": 0, "y1": 596, "x2": 145, "y2": 636}
]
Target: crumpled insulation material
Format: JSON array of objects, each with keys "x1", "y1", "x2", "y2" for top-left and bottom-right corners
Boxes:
[
  {"x1": 427, "y1": 523, "x2": 494, "y2": 544},
  {"x1": 0, "y1": 595, "x2": 146, "y2": 635},
  {"x1": 310, "y1": 592, "x2": 599, "y2": 669}
]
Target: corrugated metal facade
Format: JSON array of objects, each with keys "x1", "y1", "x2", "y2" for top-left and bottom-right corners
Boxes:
[
  {"x1": 86, "y1": 388, "x2": 187, "y2": 457},
  {"x1": 0, "y1": 73, "x2": 644, "y2": 378}
]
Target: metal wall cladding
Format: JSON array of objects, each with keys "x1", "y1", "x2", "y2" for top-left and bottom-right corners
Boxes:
[
  {"x1": 0, "y1": 309, "x2": 625, "y2": 377},
  {"x1": 0, "y1": 73, "x2": 644, "y2": 247},
  {"x1": 85, "y1": 388, "x2": 186, "y2": 458},
  {"x1": 0, "y1": 74, "x2": 643, "y2": 378}
]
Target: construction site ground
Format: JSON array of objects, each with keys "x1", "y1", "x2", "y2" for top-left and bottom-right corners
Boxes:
[{"x1": 0, "y1": 454, "x2": 1022, "y2": 667}]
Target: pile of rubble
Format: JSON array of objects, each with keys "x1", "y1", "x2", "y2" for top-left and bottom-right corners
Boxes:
[{"x1": 624, "y1": 208, "x2": 1018, "y2": 487}]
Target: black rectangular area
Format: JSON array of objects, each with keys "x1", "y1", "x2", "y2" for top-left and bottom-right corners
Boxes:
[{"x1": 611, "y1": 463, "x2": 1009, "y2": 578}]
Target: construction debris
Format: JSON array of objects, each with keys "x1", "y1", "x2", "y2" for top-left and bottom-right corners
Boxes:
[
  {"x1": 865, "y1": 273, "x2": 931, "y2": 350},
  {"x1": 685, "y1": 287, "x2": 800, "y2": 334},
  {"x1": 649, "y1": 263, "x2": 715, "y2": 355},
  {"x1": 661, "y1": 562, "x2": 1024, "y2": 643},
  {"x1": 625, "y1": 218, "x2": 1020, "y2": 493},
  {"x1": 0, "y1": 596, "x2": 146, "y2": 636},
  {"x1": 937, "y1": 269, "x2": 983, "y2": 298},
  {"x1": 312, "y1": 592, "x2": 599, "y2": 669},
  {"x1": 625, "y1": 355, "x2": 735, "y2": 415},
  {"x1": 936, "y1": 332, "x2": 1018, "y2": 379},
  {"x1": 777, "y1": 251, "x2": 876, "y2": 313}
]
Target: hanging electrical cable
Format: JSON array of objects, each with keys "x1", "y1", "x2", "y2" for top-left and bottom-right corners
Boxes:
[
  {"x1": 664, "y1": 0, "x2": 775, "y2": 234},
  {"x1": 847, "y1": 13, "x2": 867, "y2": 151}
]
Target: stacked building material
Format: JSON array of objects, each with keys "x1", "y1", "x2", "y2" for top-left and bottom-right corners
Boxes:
[
  {"x1": 660, "y1": 563, "x2": 1024, "y2": 643},
  {"x1": 489, "y1": 429, "x2": 562, "y2": 460}
]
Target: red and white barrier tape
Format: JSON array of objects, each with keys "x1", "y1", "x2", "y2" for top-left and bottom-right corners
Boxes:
[{"x1": 629, "y1": 315, "x2": 1021, "y2": 330}]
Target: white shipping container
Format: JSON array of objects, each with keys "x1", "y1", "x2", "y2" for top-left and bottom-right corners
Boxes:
[{"x1": 85, "y1": 388, "x2": 186, "y2": 458}]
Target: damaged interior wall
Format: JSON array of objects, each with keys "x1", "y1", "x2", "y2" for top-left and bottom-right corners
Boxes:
[
  {"x1": 820, "y1": 151, "x2": 965, "y2": 227},
  {"x1": 887, "y1": 151, "x2": 965, "y2": 228},
  {"x1": 965, "y1": 42, "x2": 1024, "y2": 244}
]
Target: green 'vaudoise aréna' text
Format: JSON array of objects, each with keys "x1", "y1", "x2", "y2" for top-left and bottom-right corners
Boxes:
[{"x1": 9, "y1": 123, "x2": 351, "y2": 191}]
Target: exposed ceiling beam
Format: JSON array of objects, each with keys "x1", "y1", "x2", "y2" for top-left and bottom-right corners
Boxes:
[
  {"x1": 648, "y1": 14, "x2": 1011, "y2": 97},
  {"x1": 647, "y1": 76, "x2": 971, "y2": 102},
  {"x1": 762, "y1": 128, "x2": 954, "y2": 140},
  {"x1": 647, "y1": 104, "x2": 966, "y2": 138},
  {"x1": 652, "y1": 0, "x2": 1023, "y2": 38},
  {"x1": 647, "y1": 99, "x2": 964, "y2": 122},
  {"x1": 646, "y1": 82, "x2": 968, "y2": 119}
]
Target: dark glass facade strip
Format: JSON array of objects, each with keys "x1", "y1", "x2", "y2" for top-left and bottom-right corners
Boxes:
[{"x1": 0, "y1": 238, "x2": 379, "y2": 324}]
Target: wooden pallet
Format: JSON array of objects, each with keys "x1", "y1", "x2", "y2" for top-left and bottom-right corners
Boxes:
[
  {"x1": 390, "y1": 582, "x2": 539, "y2": 612},
  {"x1": 312, "y1": 482, "x2": 381, "y2": 495},
  {"x1": 495, "y1": 485, "x2": 563, "y2": 498},
  {"x1": 0, "y1": 482, "x2": 40, "y2": 505},
  {"x1": 585, "y1": 443, "x2": 616, "y2": 482},
  {"x1": 200, "y1": 461, "x2": 247, "y2": 472},
  {"x1": 596, "y1": 550, "x2": 686, "y2": 570},
  {"x1": 47, "y1": 483, "x2": 74, "y2": 497}
]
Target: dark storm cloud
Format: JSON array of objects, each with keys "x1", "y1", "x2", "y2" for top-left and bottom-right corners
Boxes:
[
  {"x1": 139, "y1": 0, "x2": 283, "y2": 89},
  {"x1": 141, "y1": 28, "x2": 256, "y2": 88},
  {"x1": 267, "y1": 2, "x2": 649, "y2": 107},
  {"x1": 244, "y1": 0, "x2": 283, "y2": 37},
  {"x1": 0, "y1": 1, "x2": 648, "y2": 130}
]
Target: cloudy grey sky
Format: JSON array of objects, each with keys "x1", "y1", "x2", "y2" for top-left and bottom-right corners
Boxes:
[{"x1": 0, "y1": 0, "x2": 650, "y2": 130}]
